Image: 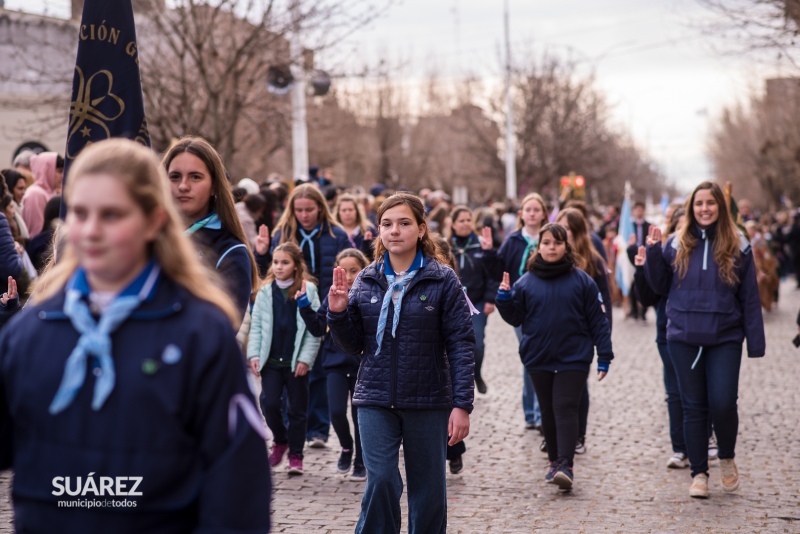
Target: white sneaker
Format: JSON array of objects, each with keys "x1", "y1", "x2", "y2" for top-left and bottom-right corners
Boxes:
[
  {"x1": 708, "y1": 435, "x2": 719, "y2": 461},
  {"x1": 308, "y1": 436, "x2": 327, "y2": 449},
  {"x1": 720, "y1": 458, "x2": 740, "y2": 492},
  {"x1": 667, "y1": 452, "x2": 689, "y2": 469},
  {"x1": 689, "y1": 473, "x2": 709, "y2": 498}
]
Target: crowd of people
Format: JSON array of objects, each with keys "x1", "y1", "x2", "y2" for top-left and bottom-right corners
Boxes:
[{"x1": 0, "y1": 134, "x2": 795, "y2": 531}]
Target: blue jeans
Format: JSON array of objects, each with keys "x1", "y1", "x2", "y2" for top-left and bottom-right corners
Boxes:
[
  {"x1": 472, "y1": 302, "x2": 488, "y2": 380},
  {"x1": 356, "y1": 407, "x2": 449, "y2": 534},
  {"x1": 668, "y1": 341, "x2": 742, "y2": 477},
  {"x1": 657, "y1": 342, "x2": 686, "y2": 454},
  {"x1": 515, "y1": 326, "x2": 541, "y2": 425}
]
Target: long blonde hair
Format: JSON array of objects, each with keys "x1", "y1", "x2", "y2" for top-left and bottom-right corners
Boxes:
[
  {"x1": 273, "y1": 183, "x2": 341, "y2": 243},
  {"x1": 515, "y1": 193, "x2": 550, "y2": 232},
  {"x1": 32, "y1": 139, "x2": 240, "y2": 325},
  {"x1": 675, "y1": 181, "x2": 740, "y2": 286},
  {"x1": 556, "y1": 208, "x2": 605, "y2": 279},
  {"x1": 161, "y1": 136, "x2": 258, "y2": 293}
]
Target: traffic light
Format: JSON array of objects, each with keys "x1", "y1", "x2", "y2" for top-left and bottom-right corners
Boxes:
[{"x1": 573, "y1": 175, "x2": 585, "y2": 199}]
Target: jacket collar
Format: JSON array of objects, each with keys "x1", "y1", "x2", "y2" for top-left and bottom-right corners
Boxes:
[{"x1": 691, "y1": 221, "x2": 718, "y2": 240}]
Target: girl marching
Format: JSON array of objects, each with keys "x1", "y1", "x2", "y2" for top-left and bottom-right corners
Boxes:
[{"x1": 326, "y1": 192, "x2": 475, "y2": 533}]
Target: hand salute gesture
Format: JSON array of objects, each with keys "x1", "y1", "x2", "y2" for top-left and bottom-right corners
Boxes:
[
  {"x1": 328, "y1": 267, "x2": 349, "y2": 312},
  {"x1": 479, "y1": 226, "x2": 494, "y2": 250},
  {"x1": 294, "y1": 280, "x2": 307, "y2": 301},
  {"x1": 499, "y1": 272, "x2": 511, "y2": 291},
  {"x1": 255, "y1": 224, "x2": 271, "y2": 255},
  {"x1": 634, "y1": 246, "x2": 646, "y2": 267},
  {"x1": 646, "y1": 226, "x2": 661, "y2": 247}
]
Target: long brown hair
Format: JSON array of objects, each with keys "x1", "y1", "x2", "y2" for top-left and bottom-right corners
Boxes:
[
  {"x1": 514, "y1": 192, "x2": 550, "y2": 232},
  {"x1": 261, "y1": 242, "x2": 317, "y2": 298},
  {"x1": 273, "y1": 183, "x2": 341, "y2": 243},
  {"x1": 161, "y1": 136, "x2": 258, "y2": 293},
  {"x1": 32, "y1": 139, "x2": 241, "y2": 325},
  {"x1": 556, "y1": 208, "x2": 605, "y2": 279},
  {"x1": 373, "y1": 192, "x2": 448, "y2": 265},
  {"x1": 675, "y1": 181, "x2": 740, "y2": 286},
  {"x1": 334, "y1": 193, "x2": 371, "y2": 235}
]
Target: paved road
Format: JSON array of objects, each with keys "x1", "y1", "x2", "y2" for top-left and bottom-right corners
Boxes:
[{"x1": 1, "y1": 282, "x2": 798, "y2": 533}]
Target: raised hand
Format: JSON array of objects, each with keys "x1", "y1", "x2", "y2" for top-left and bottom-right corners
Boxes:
[
  {"x1": 634, "y1": 246, "x2": 646, "y2": 267},
  {"x1": 1, "y1": 276, "x2": 16, "y2": 306},
  {"x1": 646, "y1": 226, "x2": 661, "y2": 247},
  {"x1": 499, "y1": 272, "x2": 511, "y2": 291},
  {"x1": 328, "y1": 266, "x2": 349, "y2": 312},
  {"x1": 364, "y1": 230, "x2": 373, "y2": 242},
  {"x1": 479, "y1": 226, "x2": 493, "y2": 250},
  {"x1": 255, "y1": 224, "x2": 271, "y2": 256},
  {"x1": 627, "y1": 233, "x2": 637, "y2": 247},
  {"x1": 294, "y1": 279, "x2": 307, "y2": 301}
]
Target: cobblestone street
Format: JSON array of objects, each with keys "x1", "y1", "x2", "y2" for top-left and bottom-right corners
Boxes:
[{"x1": 1, "y1": 282, "x2": 798, "y2": 533}]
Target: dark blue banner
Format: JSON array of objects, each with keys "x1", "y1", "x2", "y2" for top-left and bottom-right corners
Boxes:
[{"x1": 63, "y1": 0, "x2": 150, "y2": 186}]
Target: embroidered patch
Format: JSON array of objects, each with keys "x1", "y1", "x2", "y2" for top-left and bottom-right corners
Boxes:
[
  {"x1": 420, "y1": 295, "x2": 427, "y2": 301},
  {"x1": 142, "y1": 359, "x2": 160, "y2": 375},
  {"x1": 371, "y1": 296, "x2": 378, "y2": 303},
  {"x1": 162, "y1": 344, "x2": 182, "y2": 365},
  {"x1": 425, "y1": 305, "x2": 435, "y2": 312}
]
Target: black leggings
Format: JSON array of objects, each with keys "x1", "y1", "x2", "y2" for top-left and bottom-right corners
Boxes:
[
  {"x1": 327, "y1": 370, "x2": 363, "y2": 465},
  {"x1": 260, "y1": 365, "x2": 309, "y2": 457},
  {"x1": 529, "y1": 370, "x2": 589, "y2": 467}
]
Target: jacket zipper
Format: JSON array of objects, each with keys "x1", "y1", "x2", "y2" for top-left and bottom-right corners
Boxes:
[
  {"x1": 702, "y1": 229, "x2": 709, "y2": 271},
  {"x1": 390, "y1": 333, "x2": 398, "y2": 408}
]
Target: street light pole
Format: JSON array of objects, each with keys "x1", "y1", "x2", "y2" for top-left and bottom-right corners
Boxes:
[
  {"x1": 504, "y1": 0, "x2": 517, "y2": 200},
  {"x1": 290, "y1": 0, "x2": 309, "y2": 182}
]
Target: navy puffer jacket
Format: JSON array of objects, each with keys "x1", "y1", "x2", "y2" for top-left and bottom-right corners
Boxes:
[
  {"x1": 0, "y1": 213, "x2": 21, "y2": 282},
  {"x1": 327, "y1": 258, "x2": 475, "y2": 413}
]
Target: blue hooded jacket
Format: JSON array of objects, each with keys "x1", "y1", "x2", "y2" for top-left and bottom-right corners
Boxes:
[{"x1": 644, "y1": 223, "x2": 765, "y2": 356}]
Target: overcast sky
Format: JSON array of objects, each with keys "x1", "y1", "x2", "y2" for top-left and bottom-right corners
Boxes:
[{"x1": 6, "y1": 0, "x2": 785, "y2": 193}]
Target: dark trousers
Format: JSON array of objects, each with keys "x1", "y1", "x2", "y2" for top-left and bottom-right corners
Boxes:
[
  {"x1": 668, "y1": 341, "x2": 742, "y2": 477},
  {"x1": 629, "y1": 283, "x2": 649, "y2": 319},
  {"x1": 657, "y1": 342, "x2": 686, "y2": 454},
  {"x1": 327, "y1": 370, "x2": 362, "y2": 465},
  {"x1": 530, "y1": 369, "x2": 589, "y2": 467},
  {"x1": 306, "y1": 356, "x2": 330, "y2": 441},
  {"x1": 260, "y1": 365, "x2": 309, "y2": 457},
  {"x1": 578, "y1": 381, "x2": 589, "y2": 438}
]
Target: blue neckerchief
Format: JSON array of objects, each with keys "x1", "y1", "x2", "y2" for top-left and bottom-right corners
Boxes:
[
  {"x1": 185, "y1": 212, "x2": 221, "y2": 236},
  {"x1": 451, "y1": 234, "x2": 481, "y2": 270},
  {"x1": 49, "y1": 261, "x2": 161, "y2": 415},
  {"x1": 375, "y1": 250, "x2": 425, "y2": 355},
  {"x1": 298, "y1": 224, "x2": 321, "y2": 273},
  {"x1": 519, "y1": 234, "x2": 538, "y2": 276}
]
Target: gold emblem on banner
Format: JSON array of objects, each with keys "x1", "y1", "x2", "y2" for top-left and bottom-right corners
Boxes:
[{"x1": 67, "y1": 66, "x2": 125, "y2": 158}]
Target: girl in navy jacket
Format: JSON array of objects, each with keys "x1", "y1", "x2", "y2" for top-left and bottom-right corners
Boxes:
[
  {"x1": 449, "y1": 205, "x2": 498, "y2": 395},
  {"x1": 163, "y1": 136, "x2": 258, "y2": 325},
  {"x1": 644, "y1": 181, "x2": 765, "y2": 499},
  {"x1": 297, "y1": 248, "x2": 370, "y2": 481},
  {"x1": 497, "y1": 223, "x2": 613, "y2": 492},
  {"x1": 483, "y1": 192, "x2": 550, "y2": 431},
  {"x1": 555, "y1": 207, "x2": 612, "y2": 455},
  {"x1": 335, "y1": 193, "x2": 376, "y2": 260},
  {"x1": 0, "y1": 139, "x2": 271, "y2": 534},
  {"x1": 261, "y1": 183, "x2": 349, "y2": 447},
  {"x1": 327, "y1": 192, "x2": 475, "y2": 534}
]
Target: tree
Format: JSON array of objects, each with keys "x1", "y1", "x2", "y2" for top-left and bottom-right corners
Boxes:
[{"x1": 697, "y1": 0, "x2": 800, "y2": 66}]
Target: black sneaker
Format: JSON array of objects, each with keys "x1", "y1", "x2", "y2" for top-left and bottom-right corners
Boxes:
[
  {"x1": 350, "y1": 463, "x2": 367, "y2": 481},
  {"x1": 552, "y1": 462, "x2": 573, "y2": 491},
  {"x1": 337, "y1": 449, "x2": 353, "y2": 474},
  {"x1": 449, "y1": 455, "x2": 464, "y2": 474},
  {"x1": 545, "y1": 460, "x2": 559, "y2": 483},
  {"x1": 475, "y1": 377, "x2": 488, "y2": 394},
  {"x1": 539, "y1": 439, "x2": 548, "y2": 453}
]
